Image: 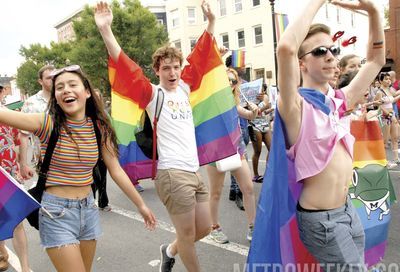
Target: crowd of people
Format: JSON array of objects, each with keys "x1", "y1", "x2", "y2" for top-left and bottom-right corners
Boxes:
[{"x1": 0, "y1": 0, "x2": 397, "y2": 271}]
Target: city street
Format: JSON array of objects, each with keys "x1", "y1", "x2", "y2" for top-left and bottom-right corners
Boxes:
[{"x1": 4, "y1": 145, "x2": 400, "y2": 272}]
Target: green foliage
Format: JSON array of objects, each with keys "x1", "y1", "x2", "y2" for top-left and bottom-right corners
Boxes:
[
  {"x1": 16, "y1": 42, "x2": 72, "y2": 95},
  {"x1": 16, "y1": 61, "x2": 41, "y2": 95},
  {"x1": 16, "y1": 0, "x2": 169, "y2": 98},
  {"x1": 384, "y1": 5, "x2": 389, "y2": 28},
  {"x1": 69, "y1": 0, "x2": 169, "y2": 97}
]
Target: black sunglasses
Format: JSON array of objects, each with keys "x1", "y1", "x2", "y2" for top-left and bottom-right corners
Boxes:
[
  {"x1": 229, "y1": 78, "x2": 238, "y2": 85},
  {"x1": 300, "y1": 45, "x2": 341, "y2": 59}
]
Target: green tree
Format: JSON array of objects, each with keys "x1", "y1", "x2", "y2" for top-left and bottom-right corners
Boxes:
[
  {"x1": 16, "y1": 42, "x2": 72, "y2": 95},
  {"x1": 384, "y1": 5, "x2": 389, "y2": 28},
  {"x1": 69, "y1": 0, "x2": 169, "y2": 97},
  {"x1": 16, "y1": 0, "x2": 167, "y2": 98},
  {"x1": 16, "y1": 61, "x2": 41, "y2": 95}
]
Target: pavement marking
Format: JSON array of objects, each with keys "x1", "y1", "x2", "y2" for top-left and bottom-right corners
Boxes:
[
  {"x1": 148, "y1": 259, "x2": 160, "y2": 267},
  {"x1": 5, "y1": 245, "x2": 33, "y2": 272},
  {"x1": 111, "y1": 206, "x2": 250, "y2": 257}
]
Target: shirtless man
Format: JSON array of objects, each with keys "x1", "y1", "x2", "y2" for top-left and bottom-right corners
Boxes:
[{"x1": 277, "y1": 0, "x2": 384, "y2": 269}]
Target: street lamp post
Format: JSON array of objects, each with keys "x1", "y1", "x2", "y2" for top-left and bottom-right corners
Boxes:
[{"x1": 269, "y1": 0, "x2": 278, "y2": 85}]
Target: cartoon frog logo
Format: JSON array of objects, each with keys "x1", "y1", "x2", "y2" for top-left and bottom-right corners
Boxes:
[{"x1": 349, "y1": 164, "x2": 390, "y2": 221}]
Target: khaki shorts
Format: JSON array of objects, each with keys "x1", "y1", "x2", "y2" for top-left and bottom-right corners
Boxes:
[{"x1": 155, "y1": 169, "x2": 209, "y2": 215}]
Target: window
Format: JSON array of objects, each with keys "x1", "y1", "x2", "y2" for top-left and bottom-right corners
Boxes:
[
  {"x1": 237, "y1": 30, "x2": 245, "y2": 48},
  {"x1": 219, "y1": 0, "x2": 226, "y2": 16},
  {"x1": 234, "y1": 0, "x2": 243, "y2": 13},
  {"x1": 190, "y1": 38, "x2": 197, "y2": 50},
  {"x1": 253, "y1": 25, "x2": 263, "y2": 45},
  {"x1": 254, "y1": 68, "x2": 265, "y2": 81},
  {"x1": 252, "y1": 0, "x2": 260, "y2": 7},
  {"x1": 174, "y1": 40, "x2": 181, "y2": 49},
  {"x1": 171, "y1": 9, "x2": 179, "y2": 27},
  {"x1": 336, "y1": 7, "x2": 341, "y2": 23},
  {"x1": 188, "y1": 7, "x2": 196, "y2": 24},
  {"x1": 325, "y1": 3, "x2": 329, "y2": 19},
  {"x1": 221, "y1": 33, "x2": 229, "y2": 49}
]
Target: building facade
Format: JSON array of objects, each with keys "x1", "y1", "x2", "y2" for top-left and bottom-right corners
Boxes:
[
  {"x1": 384, "y1": 0, "x2": 400, "y2": 74},
  {"x1": 166, "y1": 0, "x2": 369, "y2": 85},
  {"x1": 54, "y1": 1, "x2": 167, "y2": 43}
]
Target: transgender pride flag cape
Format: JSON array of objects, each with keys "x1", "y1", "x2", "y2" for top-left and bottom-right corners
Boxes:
[
  {"x1": 247, "y1": 91, "x2": 394, "y2": 271},
  {"x1": 109, "y1": 31, "x2": 240, "y2": 182},
  {"x1": 0, "y1": 167, "x2": 40, "y2": 240}
]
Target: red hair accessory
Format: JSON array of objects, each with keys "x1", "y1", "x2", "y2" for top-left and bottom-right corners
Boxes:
[
  {"x1": 342, "y1": 36, "x2": 357, "y2": 47},
  {"x1": 332, "y1": 31, "x2": 344, "y2": 42}
]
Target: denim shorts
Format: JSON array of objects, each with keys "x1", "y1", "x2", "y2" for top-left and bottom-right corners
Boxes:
[
  {"x1": 296, "y1": 197, "x2": 366, "y2": 271},
  {"x1": 39, "y1": 192, "x2": 102, "y2": 249}
]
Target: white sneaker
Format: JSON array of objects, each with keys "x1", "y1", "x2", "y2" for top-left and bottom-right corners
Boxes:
[
  {"x1": 209, "y1": 228, "x2": 229, "y2": 244},
  {"x1": 387, "y1": 161, "x2": 397, "y2": 169}
]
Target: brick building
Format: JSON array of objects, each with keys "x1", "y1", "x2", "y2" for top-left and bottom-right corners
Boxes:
[{"x1": 384, "y1": 0, "x2": 400, "y2": 74}]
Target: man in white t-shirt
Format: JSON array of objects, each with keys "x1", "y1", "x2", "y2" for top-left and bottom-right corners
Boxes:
[
  {"x1": 95, "y1": 1, "x2": 215, "y2": 271},
  {"x1": 19, "y1": 64, "x2": 54, "y2": 179}
]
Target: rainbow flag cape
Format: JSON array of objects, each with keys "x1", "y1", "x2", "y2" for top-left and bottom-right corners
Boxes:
[
  {"x1": 231, "y1": 50, "x2": 245, "y2": 68},
  {"x1": 349, "y1": 120, "x2": 396, "y2": 266},
  {"x1": 0, "y1": 167, "x2": 41, "y2": 240},
  {"x1": 247, "y1": 91, "x2": 394, "y2": 271},
  {"x1": 275, "y1": 13, "x2": 289, "y2": 42},
  {"x1": 109, "y1": 31, "x2": 240, "y2": 182}
]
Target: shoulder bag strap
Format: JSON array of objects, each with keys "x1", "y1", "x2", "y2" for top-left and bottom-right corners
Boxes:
[
  {"x1": 152, "y1": 88, "x2": 165, "y2": 179},
  {"x1": 37, "y1": 126, "x2": 59, "y2": 190},
  {"x1": 92, "y1": 119, "x2": 102, "y2": 159}
]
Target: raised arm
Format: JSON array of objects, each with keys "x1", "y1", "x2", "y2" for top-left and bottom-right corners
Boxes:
[
  {"x1": 276, "y1": 0, "x2": 326, "y2": 113},
  {"x1": 339, "y1": 0, "x2": 385, "y2": 107},
  {"x1": 201, "y1": 0, "x2": 215, "y2": 35},
  {"x1": 0, "y1": 108, "x2": 42, "y2": 133},
  {"x1": 95, "y1": 1, "x2": 121, "y2": 63}
]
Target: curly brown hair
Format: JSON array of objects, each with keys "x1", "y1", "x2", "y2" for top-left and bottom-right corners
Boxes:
[{"x1": 152, "y1": 45, "x2": 183, "y2": 71}]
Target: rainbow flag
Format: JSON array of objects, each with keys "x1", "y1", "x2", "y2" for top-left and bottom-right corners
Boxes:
[
  {"x1": 109, "y1": 31, "x2": 240, "y2": 181},
  {"x1": 0, "y1": 167, "x2": 41, "y2": 240},
  {"x1": 247, "y1": 92, "x2": 393, "y2": 271},
  {"x1": 275, "y1": 13, "x2": 289, "y2": 42},
  {"x1": 231, "y1": 50, "x2": 245, "y2": 68},
  {"x1": 349, "y1": 120, "x2": 396, "y2": 266}
]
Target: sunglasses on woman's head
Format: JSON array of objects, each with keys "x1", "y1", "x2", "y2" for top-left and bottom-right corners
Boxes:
[
  {"x1": 300, "y1": 45, "x2": 341, "y2": 59},
  {"x1": 50, "y1": 65, "x2": 82, "y2": 78}
]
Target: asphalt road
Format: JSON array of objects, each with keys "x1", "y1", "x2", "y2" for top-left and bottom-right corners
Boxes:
[{"x1": 4, "y1": 145, "x2": 400, "y2": 272}]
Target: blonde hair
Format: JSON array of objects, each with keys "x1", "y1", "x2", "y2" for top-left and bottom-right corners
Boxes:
[
  {"x1": 227, "y1": 68, "x2": 240, "y2": 105},
  {"x1": 298, "y1": 23, "x2": 331, "y2": 58}
]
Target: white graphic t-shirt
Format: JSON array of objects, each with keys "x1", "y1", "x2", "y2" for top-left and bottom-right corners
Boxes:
[{"x1": 146, "y1": 81, "x2": 199, "y2": 172}]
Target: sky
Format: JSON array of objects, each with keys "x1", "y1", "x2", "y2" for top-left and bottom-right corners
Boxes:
[{"x1": 0, "y1": 0, "x2": 388, "y2": 77}]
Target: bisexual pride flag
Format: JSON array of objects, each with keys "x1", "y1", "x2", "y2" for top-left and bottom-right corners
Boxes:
[
  {"x1": 0, "y1": 167, "x2": 40, "y2": 240},
  {"x1": 109, "y1": 30, "x2": 239, "y2": 182}
]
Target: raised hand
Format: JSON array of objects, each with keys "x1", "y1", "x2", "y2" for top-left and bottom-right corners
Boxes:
[
  {"x1": 330, "y1": 0, "x2": 377, "y2": 13},
  {"x1": 94, "y1": 1, "x2": 113, "y2": 29},
  {"x1": 201, "y1": 0, "x2": 215, "y2": 23}
]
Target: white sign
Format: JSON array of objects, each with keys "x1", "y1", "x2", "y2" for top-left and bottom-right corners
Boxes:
[
  {"x1": 268, "y1": 86, "x2": 278, "y2": 109},
  {"x1": 239, "y1": 78, "x2": 263, "y2": 106}
]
